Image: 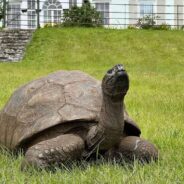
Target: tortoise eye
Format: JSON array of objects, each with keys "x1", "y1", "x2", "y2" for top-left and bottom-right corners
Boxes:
[{"x1": 107, "y1": 69, "x2": 114, "y2": 75}]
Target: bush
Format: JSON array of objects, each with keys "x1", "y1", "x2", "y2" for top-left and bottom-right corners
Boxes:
[
  {"x1": 153, "y1": 23, "x2": 171, "y2": 30},
  {"x1": 135, "y1": 15, "x2": 171, "y2": 30},
  {"x1": 180, "y1": 25, "x2": 184, "y2": 30},
  {"x1": 136, "y1": 15, "x2": 158, "y2": 29},
  {"x1": 127, "y1": 25, "x2": 138, "y2": 30},
  {"x1": 44, "y1": 23, "x2": 60, "y2": 28},
  {"x1": 62, "y1": 0, "x2": 102, "y2": 27}
]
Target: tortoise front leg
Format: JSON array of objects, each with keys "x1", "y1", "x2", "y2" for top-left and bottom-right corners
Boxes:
[
  {"x1": 21, "y1": 134, "x2": 85, "y2": 170},
  {"x1": 105, "y1": 136, "x2": 158, "y2": 164}
]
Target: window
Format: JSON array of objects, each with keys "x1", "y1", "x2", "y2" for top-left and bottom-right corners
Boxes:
[
  {"x1": 95, "y1": 3, "x2": 109, "y2": 25},
  {"x1": 28, "y1": 0, "x2": 36, "y2": 10},
  {"x1": 43, "y1": 0, "x2": 62, "y2": 25},
  {"x1": 27, "y1": 0, "x2": 36, "y2": 28},
  {"x1": 28, "y1": 11, "x2": 36, "y2": 28},
  {"x1": 7, "y1": 4, "x2": 21, "y2": 28},
  {"x1": 140, "y1": 1, "x2": 154, "y2": 17}
]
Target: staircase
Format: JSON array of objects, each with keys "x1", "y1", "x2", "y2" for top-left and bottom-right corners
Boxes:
[{"x1": 0, "y1": 29, "x2": 34, "y2": 62}]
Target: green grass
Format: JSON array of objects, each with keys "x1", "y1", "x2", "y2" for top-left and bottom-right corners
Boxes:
[{"x1": 0, "y1": 28, "x2": 184, "y2": 183}]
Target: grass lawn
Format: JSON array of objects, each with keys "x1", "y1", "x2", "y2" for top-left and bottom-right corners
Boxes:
[{"x1": 0, "y1": 28, "x2": 184, "y2": 184}]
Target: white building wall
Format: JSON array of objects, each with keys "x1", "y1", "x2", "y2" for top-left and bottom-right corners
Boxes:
[
  {"x1": 6, "y1": 0, "x2": 184, "y2": 29},
  {"x1": 39, "y1": 0, "x2": 70, "y2": 27},
  {"x1": 21, "y1": 1, "x2": 28, "y2": 29},
  {"x1": 90, "y1": 0, "x2": 129, "y2": 28},
  {"x1": 174, "y1": 0, "x2": 184, "y2": 28},
  {"x1": 109, "y1": 0, "x2": 129, "y2": 28},
  {"x1": 18, "y1": 0, "x2": 71, "y2": 29},
  {"x1": 157, "y1": 0, "x2": 165, "y2": 25},
  {"x1": 129, "y1": 0, "x2": 158, "y2": 26},
  {"x1": 165, "y1": 0, "x2": 174, "y2": 27}
]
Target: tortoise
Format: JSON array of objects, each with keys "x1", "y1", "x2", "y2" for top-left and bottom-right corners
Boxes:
[{"x1": 0, "y1": 64, "x2": 158, "y2": 170}]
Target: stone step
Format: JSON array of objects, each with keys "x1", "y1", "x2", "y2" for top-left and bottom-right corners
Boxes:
[
  {"x1": 0, "y1": 35, "x2": 32, "y2": 40},
  {"x1": 2, "y1": 47, "x2": 26, "y2": 50},
  {"x1": 0, "y1": 30, "x2": 34, "y2": 36},
  {"x1": 0, "y1": 56, "x2": 9, "y2": 60},
  {"x1": 0, "y1": 40, "x2": 30, "y2": 44},
  {"x1": 0, "y1": 39, "x2": 29, "y2": 43},
  {"x1": 0, "y1": 40, "x2": 29, "y2": 44},
  {"x1": 0, "y1": 29, "x2": 34, "y2": 62},
  {"x1": 0, "y1": 33, "x2": 33, "y2": 36},
  {"x1": 0, "y1": 34, "x2": 32, "y2": 37},
  {"x1": 0, "y1": 43, "x2": 27, "y2": 48},
  {"x1": 0, "y1": 30, "x2": 34, "y2": 34},
  {"x1": 1, "y1": 47, "x2": 24, "y2": 52},
  {"x1": 0, "y1": 32, "x2": 33, "y2": 35},
  {"x1": 2, "y1": 50, "x2": 23, "y2": 55}
]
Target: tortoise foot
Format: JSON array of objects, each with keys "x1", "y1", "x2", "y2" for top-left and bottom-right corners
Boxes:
[
  {"x1": 21, "y1": 134, "x2": 85, "y2": 170},
  {"x1": 105, "y1": 136, "x2": 158, "y2": 164}
]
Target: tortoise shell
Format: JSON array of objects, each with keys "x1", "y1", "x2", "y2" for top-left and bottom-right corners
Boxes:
[{"x1": 0, "y1": 70, "x2": 140, "y2": 150}]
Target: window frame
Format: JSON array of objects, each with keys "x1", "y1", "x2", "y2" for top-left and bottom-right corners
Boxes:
[
  {"x1": 7, "y1": 3, "x2": 21, "y2": 28},
  {"x1": 43, "y1": 0, "x2": 63, "y2": 25},
  {"x1": 27, "y1": 0, "x2": 36, "y2": 29},
  {"x1": 95, "y1": 2, "x2": 109, "y2": 25},
  {"x1": 139, "y1": 0, "x2": 156, "y2": 17}
]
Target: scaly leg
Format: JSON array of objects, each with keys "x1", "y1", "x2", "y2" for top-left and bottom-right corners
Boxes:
[
  {"x1": 21, "y1": 134, "x2": 85, "y2": 170},
  {"x1": 105, "y1": 136, "x2": 158, "y2": 164}
]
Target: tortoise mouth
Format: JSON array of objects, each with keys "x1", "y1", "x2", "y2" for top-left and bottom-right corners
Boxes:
[{"x1": 114, "y1": 70, "x2": 129, "y2": 92}]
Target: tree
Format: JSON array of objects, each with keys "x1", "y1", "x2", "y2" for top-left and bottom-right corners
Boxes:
[{"x1": 63, "y1": 0, "x2": 102, "y2": 27}]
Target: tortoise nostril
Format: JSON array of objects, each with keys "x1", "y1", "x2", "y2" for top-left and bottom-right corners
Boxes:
[{"x1": 116, "y1": 64, "x2": 125, "y2": 72}]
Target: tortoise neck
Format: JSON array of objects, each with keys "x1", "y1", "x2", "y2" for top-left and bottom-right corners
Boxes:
[{"x1": 98, "y1": 93, "x2": 124, "y2": 149}]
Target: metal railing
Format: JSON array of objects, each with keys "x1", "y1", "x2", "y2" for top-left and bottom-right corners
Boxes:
[{"x1": 1, "y1": 0, "x2": 184, "y2": 29}]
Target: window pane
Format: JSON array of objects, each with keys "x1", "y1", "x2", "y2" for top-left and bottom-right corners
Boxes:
[
  {"x1": 145, "y1": 5, "x2": 153, "y2": 14},
  {"x1": 105, "y1": 3, "x2": 109, "y2": 10},
  {"x1": 7, "y1": 4, "x2": 21, "y2": 28},
  {"x1": 140, "y1": 2, "x2": 153, "y2": 16},
  {"x1": 95, "y1": 3, "x2": 109, "y2": 25},
  {"x1": 48, "y1": 4, "x2": 57, "y2": 9},
  {"x1": 28, "y1": 10, "x2": 36, "y2": 28}
]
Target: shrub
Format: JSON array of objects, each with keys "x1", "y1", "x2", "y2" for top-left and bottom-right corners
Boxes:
[
  {"x1": 62, "y1": 0, "x2": 102, "y2": 27},
  {"x1": 135, "y1": 15, "x2": 171, "y2": 30},
  {"x1": 127, "y1": 25, "x2": 138, "y2": 30},
  {"x1": 44, "y1": 23, "x2": 60, "y2": 28},
  {"x1": 180, "y1": 25, "x2": 184, "y2": 30},
  {"x1": 153, "y1": 23, "x2": 171, "y2": 30},
  {"x1": 136, "y1": 15, "x2": 158, "y2": 29}
]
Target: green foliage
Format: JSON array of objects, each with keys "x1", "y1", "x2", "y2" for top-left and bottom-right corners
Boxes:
[
  {"x1": 135, "y1": 15, "x2": 171, "y2": 30},
  {"x1": 0, "y1": 28, "x2": 184, "y2": 183},
  {"x1": 180, "y1": 25, "x2": 184, "y2": 30},
  {"x1": 127, "y1": 25, "x2": 138, "y2": 30},
  {"x1": 153, "y1": 23, "x2": 171, "y2": 30},
  {"x1": 62, "y1": 0, "x2": 102, "y2": 27},
  {"x1": 43, "y1": 23, "x2": 60, "y2": 28},
  {"x1": 136, "y1": 15, "x2": 158, "y2": 29}
]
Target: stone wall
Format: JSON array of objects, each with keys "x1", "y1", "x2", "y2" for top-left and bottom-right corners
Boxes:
[{"x1": 0, "y1": 29, "x2": 34, "y2": 62}]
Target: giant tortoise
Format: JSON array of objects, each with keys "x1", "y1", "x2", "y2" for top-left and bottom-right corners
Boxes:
[{"x1": 0, "y1": 64, "x2": 158, "y2": 169}]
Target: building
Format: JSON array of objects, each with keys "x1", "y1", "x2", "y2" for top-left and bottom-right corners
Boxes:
[{"x1": 4, "y1": 0, "x2": 184, "y2": 29}]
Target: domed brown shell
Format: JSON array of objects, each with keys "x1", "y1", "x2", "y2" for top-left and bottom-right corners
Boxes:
[{"x1": 0, "y1": 70, "x2": 140, "y2": 150}]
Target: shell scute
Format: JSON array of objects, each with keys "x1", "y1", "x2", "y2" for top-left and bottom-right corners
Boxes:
[
  {"x1": 18, "y1": 82, "x2": 65, "y2": 124},
  {"x1": 0, "y1": 70, "x2": 101, "y2": 150}
]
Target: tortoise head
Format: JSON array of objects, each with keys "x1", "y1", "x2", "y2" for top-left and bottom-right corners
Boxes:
[{"x1": 102, "y1": 64, "x2": 129, "y2": 99}]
